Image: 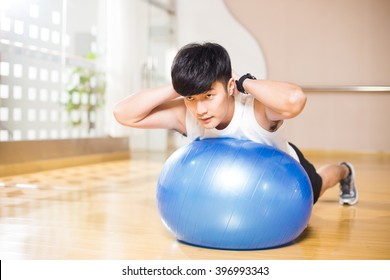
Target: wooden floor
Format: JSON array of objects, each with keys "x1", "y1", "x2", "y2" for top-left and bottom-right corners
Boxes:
[{"x1": 0, "y1": 151, "x2": 389, "y2": 260}]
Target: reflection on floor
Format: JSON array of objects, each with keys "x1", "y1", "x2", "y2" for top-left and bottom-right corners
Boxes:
[{"x1": 0, "y1": 152, "x2": 389, "y2": 259}]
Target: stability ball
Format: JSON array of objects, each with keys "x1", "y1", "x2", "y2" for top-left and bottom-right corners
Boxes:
[{"x1": 156, "y1": 138, "x2": 313, "y2": 250}]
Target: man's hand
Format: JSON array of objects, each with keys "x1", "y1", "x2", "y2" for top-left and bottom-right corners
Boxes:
[{"x1": 231, "y1": 70, "x2": 240, "y2": 96}]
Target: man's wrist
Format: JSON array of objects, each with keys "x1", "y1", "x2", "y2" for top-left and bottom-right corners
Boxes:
[{"x1": 236, "y1": 73, "x2": 256, "y2": 94}]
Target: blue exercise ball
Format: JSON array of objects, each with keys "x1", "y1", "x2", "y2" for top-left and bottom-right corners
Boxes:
[{"x1": 157, "y1": 138, "x2": 313, "y2": 250}]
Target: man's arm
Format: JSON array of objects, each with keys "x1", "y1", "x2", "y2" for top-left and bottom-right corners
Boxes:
[
  {"x1": 113, "y1": 85, "x2": 187, "y2": 134},
  {"x1": 242, "y1": 79, "x2": 306, "y2": 129}
]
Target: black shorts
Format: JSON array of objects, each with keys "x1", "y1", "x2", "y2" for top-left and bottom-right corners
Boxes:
[{"x1": 289, "y1": 142, "x2": 322, "y2": 204}]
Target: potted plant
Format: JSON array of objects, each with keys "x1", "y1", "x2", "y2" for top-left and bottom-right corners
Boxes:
[{"x1": 65, "y1": 53, "x2": 106, "y2": 133}]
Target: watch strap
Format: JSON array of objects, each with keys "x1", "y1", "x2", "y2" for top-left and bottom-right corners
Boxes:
[{"x1": 236, "y1": 73, "x2": 256, "y2": 94}]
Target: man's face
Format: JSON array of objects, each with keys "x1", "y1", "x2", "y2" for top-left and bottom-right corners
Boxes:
[{"x1": 184, "y1": 80, "x2": 235, "y2": 130}]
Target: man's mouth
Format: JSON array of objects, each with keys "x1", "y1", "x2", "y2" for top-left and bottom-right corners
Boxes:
[{"x1": 200, "y1": 116, "x2": 213, "y2": 123}]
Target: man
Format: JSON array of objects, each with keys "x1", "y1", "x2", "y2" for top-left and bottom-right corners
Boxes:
[{"x1": 113, "y1": 42, "x2": 358, "y2": 205}]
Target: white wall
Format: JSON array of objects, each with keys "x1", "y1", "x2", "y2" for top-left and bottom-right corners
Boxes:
[
  {"x1": 176, "y1": 0, "x2": 266, "y2": 79},
  {"x1": 105, "y1": 0, "x2": 141, "y2": 138},
  {"x1": 105, "y1": 0, "x2": 168, "y2": 151}
]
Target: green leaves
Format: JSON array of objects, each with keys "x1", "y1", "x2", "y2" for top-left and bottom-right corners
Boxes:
[{"x1": 64, "y1": 53, "x2": 106, "y2": 132}]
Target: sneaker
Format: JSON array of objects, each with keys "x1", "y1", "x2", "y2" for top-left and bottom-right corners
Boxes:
[{"x1": 339, "y1": 162, "x2": 358, "y2": 205}]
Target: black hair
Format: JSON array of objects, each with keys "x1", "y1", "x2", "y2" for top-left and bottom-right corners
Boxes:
[{"x1": 171, "y1": 42, "x2": 232, "y2": 96}]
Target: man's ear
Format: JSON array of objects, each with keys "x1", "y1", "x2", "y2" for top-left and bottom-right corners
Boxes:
[
  {"x1": 227, "y1": 78, "x2": 238, "y2": 96},
  {"x1": 227, "y1": 78, "x2": 235, "y2": 96}
]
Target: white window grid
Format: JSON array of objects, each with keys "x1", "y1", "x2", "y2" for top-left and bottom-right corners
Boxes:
[{"x1": 0, "y1": 0, "x2": 106, "y2": 141}]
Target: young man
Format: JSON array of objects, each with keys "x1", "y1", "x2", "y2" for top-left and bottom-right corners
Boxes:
[{"x1": 114, "y1": 42, "x2": 358, "y2": 205}]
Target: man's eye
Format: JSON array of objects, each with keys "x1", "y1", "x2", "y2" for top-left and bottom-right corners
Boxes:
[
  {"x1": 186, "y1": 96, "x2": 194, "y2": 101},
  {"x1": 206, "y1": 94, "x2": 213, "y2": 99}
]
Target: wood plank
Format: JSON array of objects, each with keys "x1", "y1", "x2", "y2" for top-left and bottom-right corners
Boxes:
[{"x1": 0, "y1": 152, "x2": 389, "y2": 259}]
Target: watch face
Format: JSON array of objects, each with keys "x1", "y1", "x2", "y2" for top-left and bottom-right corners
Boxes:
[{"x1": 243, "y1": 73, "x2": 256, "y2": 80}]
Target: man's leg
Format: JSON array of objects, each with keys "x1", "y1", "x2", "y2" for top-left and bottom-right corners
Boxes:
[
  {"x1": 317, "y1": 164, "x2": 349, "y2": 195},
  {"x1": 317, "y1": 162, "x2": 358, "y2": 205}
]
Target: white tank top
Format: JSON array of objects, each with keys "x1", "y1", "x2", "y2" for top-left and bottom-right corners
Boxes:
[{"x1": 185, "y1": 93, "x2": 299, "y2": 161}]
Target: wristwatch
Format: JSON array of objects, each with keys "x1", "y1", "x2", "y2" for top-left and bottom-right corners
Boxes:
[{"x1": 236, "y1": 73, "x2": 256, "y2": 94}]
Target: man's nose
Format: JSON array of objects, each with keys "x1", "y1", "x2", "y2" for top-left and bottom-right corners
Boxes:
[{"x1": 196, "y1": 101, "x2": 207, "y2": 115}]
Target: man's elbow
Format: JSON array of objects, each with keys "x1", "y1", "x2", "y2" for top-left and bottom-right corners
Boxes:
[
  {"x1": 113, "y1": 104, "x2": 133, "y2": 127},
  {"x1": 288, "y1": 86, "x2": 306, "y2": 118}
]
